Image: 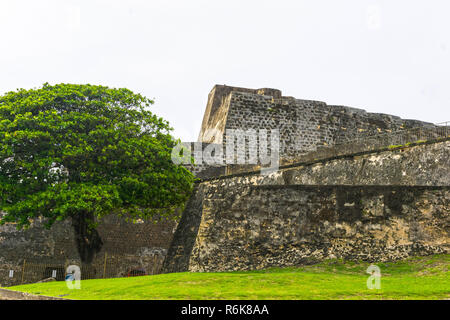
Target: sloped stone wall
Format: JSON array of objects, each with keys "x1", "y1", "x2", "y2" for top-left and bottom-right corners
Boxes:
[
  {"x1": 162, "y1": 139, "x2": 450, "y2": 273},
  {"x1": 189, "y1": 185, "x2": 448, "y2": 271}
]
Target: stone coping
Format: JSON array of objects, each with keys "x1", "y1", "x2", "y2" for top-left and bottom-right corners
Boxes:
[{"x1": 199, "y1": 137, "x2": 450, "y2": 182}]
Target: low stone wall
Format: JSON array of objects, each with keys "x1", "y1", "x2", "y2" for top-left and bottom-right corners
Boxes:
[{"x1": 0, "y1": 215, "x2": 176, "y2": 286}]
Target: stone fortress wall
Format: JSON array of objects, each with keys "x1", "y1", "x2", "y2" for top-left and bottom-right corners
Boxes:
[
  {"x1": 194, "y1": 85, "x2": 435, "y2": 169},
  {"x1": 162, "y1": 85, "x2": 449, "y2": 273},
  {"x1": 163, "y1": 139, "x2": 450, "y2": 273},
  {"x1": 0, "y1": 84, "x2": 448, "y2": 285}
]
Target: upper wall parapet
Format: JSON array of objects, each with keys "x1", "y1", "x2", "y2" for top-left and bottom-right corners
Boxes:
[
  {"x1": 190, "y1": 85, "x2": 442, "y2": 179},
  {"x1": 198, "y1": 85, "x2": 282, "y2": 143},
  {"x1": 199, "y1": 85, "x2": 436, "y2": 156}
]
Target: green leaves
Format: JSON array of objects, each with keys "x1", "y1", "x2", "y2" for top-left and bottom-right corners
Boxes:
[{"x1": 0, "y1": 83, "x2": 194, "y2": 229}]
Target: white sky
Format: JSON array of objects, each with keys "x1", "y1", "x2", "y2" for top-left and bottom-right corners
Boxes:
[{"x1": 0, "y1": 0, "x2": 449, "y2": 141}]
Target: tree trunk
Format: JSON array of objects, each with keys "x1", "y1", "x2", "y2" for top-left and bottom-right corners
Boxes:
[{"x1": 71, "y1": 211, "x2": 103, "y2": 264}]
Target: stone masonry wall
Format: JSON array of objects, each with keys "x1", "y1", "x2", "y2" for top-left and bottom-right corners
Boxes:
[
  {"x1": 0, "y1": 215, "x2": 176, "y2": 286},
  {"x1": 223, "y1": 92, "x2": 435, "y2": 161},
  {"x1": 162, "y1": 139, "x2": 450, "y2": 273},
  {"x1": 180, "y1": 142, "x2": 226, "y2": 179},
  {"x1": 190, "y1": 185, "x2": 448, "y2": 271},
  {"x1": 198, "y1": 85, "x2": 435, "y2": 164}
]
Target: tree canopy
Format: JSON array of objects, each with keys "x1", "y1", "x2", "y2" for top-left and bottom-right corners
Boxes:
[{"x1": 0, "y1": 83, "x2": 194, "y2": 262}]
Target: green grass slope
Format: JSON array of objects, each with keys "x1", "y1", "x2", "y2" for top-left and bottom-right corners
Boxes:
[{"x1": 7, "y1": 254, "x2": 449, "y2": 300}]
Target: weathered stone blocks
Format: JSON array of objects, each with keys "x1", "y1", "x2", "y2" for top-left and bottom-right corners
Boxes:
[{"x1": 163, "y1": 140, "x2": 450, "y2": 273}]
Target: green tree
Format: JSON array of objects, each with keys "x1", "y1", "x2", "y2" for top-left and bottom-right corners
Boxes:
[{"x1": 0, "y1": 83, "x2": 194, "y2": 263}]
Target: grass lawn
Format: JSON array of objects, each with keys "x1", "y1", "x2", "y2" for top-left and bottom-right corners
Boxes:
[{"x1": 7, "y1": 254, "x2": 449, "y2": 300}]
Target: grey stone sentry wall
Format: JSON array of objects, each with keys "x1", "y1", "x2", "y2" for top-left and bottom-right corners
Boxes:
[
  {"x1": 197, "y1": 85, "x2": 435, "y2": 163},
  {"x1": 162, "y1": 139, "x2": 450, "y2": 273}
]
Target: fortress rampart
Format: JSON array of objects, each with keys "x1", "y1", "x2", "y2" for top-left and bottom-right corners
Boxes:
[
  {"x1": 163, "y1": 139, "x2": 450, "y2": 273},
  {"x1": 1, "y1": 85, "x2": 448, "y2": 285},
  {"x1": 197, "y1": 85, "x2": 435, "y2": 164}
]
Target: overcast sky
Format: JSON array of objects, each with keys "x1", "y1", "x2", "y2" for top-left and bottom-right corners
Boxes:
[{"x1": 0, "y1": 0, "x2": 449, "y2": 141}]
